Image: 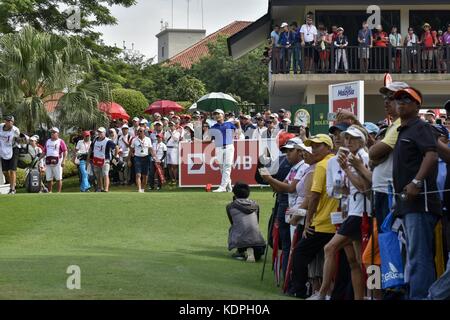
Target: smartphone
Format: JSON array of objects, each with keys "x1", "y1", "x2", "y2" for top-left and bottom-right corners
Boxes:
[
  {"x1": 338, "y1": 147, "x2": 350, "y2": 157},
  {"x1": 287, "y1": 125, "x2": 301, "y2": 134},
  {"x1": 436, "y1": 118, "x2": 443, "y2": 125}
]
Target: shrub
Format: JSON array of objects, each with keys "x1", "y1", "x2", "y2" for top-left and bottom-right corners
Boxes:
[
  {"x1": 16, "y1": 161, "x2": 79, "y2": 188},
  {"x1": 111, "y1": 88, "x2": 149, "y2": 118}
]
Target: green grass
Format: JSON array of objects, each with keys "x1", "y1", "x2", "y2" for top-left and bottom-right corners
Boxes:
[{"x1": 0, "y1": 186, "x2": 290, "y2": 300}]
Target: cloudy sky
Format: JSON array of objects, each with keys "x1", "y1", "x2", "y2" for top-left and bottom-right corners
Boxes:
[{"x1": 96, "y1": 0, "x2": 268, "y2": 59}]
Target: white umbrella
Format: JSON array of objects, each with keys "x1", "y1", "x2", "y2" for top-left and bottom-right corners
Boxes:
[{"x1": 188, "y1": 103, "x2": 197, "y2": 111}]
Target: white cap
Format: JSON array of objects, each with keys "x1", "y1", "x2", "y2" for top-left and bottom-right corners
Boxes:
[
  {"x1": 132, "y1": 117, "x2": 140, "y2": 122},
  {"x1": 282, "y1": 118, "x2": 292, "y2": 124},
  {"x1": 153, "y1": 121, "x2": 163, "y2": 126},
  {"x1": 270, "y1": 113, "x2": 279, "y2": 119},
  {"x1": 97, "y1": 127, "x2": 106, "y2": 133},
  {"x1": 140, "y1": 119, "x2": 148, "y2": 125},
  {"x1": 213, "y1": 109, "x2": 224, "y2": 115},
  {"x1": 50, "y1": 127, "x2": 59, "y2": 133},
  {"x1": 121, "y1": 124, "x2": 129, "y2": 129},
  {"x1": 344, "y1": 126, "x2": 366, "y2": 142},
  {"x1": 295, "y1": 142, "x2": 312, "y2": 154},
  {"x1": 281, "y1": 22, "x2": 289, "y2": 28},
  {"x1": 29, "y1": 136, "x2": 38, "y2": 142},
  {"x1": 184, "y1": 123, "x2": 194, "y2": 131},
  {"x1": 281, "y1": 137, "x2": 303, "y2": 150}
]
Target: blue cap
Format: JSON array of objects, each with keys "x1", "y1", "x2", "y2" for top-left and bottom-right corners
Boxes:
[
  {"x1": 433, "y1": 124, "x2": 449, "y2": 138},
  {"x1": 329, "y1": 123, "x2": 350, "y2": 134},
  {"x1": 363, "y1": 122, "x2": 380, "y2": 134}
]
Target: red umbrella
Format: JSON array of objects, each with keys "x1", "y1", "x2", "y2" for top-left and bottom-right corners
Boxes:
[
  {"x1": 145, "y1": 100, "x2": 184, "y2": 115},
  {"x1": 98, "y1": 102, "x2": 130, "y2": 120}
]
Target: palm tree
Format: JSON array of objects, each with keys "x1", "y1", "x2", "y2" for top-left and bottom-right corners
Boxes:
[{"x1": 0, "y1": 25, "x2": 108, "y2": 133}]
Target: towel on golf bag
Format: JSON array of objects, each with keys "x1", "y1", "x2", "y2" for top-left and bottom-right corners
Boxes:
[{"x1": 378, "y1": 211, "x2": 405, "y2": 289}]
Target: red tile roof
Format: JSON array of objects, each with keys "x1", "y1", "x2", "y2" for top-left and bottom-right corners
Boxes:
[
  {"x1": 166, "y1": 21, "x2": 252, "y2": 69},
  {"x1": 43, "y1": 92, "x2": 64, "y2": 113}
]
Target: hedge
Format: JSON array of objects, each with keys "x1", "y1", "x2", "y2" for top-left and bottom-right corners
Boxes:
[{"x1": 16, "y1": 161, "x2": 78, "y2": 188}]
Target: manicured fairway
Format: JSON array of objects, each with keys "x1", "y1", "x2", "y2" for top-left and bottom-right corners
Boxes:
[{"x1": 0, "y1": 188, "x2": 290, "y2": 300}]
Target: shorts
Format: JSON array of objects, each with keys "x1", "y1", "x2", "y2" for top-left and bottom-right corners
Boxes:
[
  {"x1": 422, "y1": 48, "x2": 433, "y2": 61},
  {"x1": 46, "y1": 164, "x2": 63, "y2": 181},
  {"x1": 337, "y1": 215, "x2": 362, "y2": 241},
  {"x1": 167, "y1": 147, "x2": 179, "y2": 165},
  {"x1": 359, "y1": 47, "x2": 370, "y2": 59},
  {"x1": 304, "y1": 42, "x2": 314, "y2": 58},
  {"x1": 1, "y1": 147, "x2": 19, "y2": 171},
  {"x1": 134, "y1": 156, "x2": 150, "y2": 175},
  {"x1": 93, "y1": 161, "x2": 111, "y2": 177}
]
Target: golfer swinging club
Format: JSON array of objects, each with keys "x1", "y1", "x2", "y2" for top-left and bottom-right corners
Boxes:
[{"x1": 210, "y1": 109, "x2": 236, "y2": 192}]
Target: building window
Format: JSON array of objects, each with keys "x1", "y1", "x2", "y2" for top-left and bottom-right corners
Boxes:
[{"x1": 162, "y1": 46, "x2": 165, "y2": 58}]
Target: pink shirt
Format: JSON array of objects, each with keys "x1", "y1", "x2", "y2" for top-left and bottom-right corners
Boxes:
[{"x1": 443, "y1": 32, "x2": 450, "y2": 44}]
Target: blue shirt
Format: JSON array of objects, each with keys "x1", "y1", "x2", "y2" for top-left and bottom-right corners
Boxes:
[
  {"x1": 210, "y1": 121, "x2": 236, "y2": 147},
  {"x1": 437, "y1": 158, "x2": 447, "y2": 202},
  {"x1": 279, "y1": 31, "x2": 294, "y2": 47},
  {"x1": 358, "y1": 28, "x2": 372, "y2": 47},
  {"x1": 271, "y1": 30, "x2": 280, "y2": 48}
]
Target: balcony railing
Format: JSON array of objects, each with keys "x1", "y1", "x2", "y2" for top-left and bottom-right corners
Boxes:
[{"x1": 270, "y1": 45, "x2": 450, "y2": 74}]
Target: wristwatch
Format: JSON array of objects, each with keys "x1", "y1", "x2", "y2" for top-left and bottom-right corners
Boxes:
[{"x1": 412, "y1": 179, "x2": 423, "y2": 189}]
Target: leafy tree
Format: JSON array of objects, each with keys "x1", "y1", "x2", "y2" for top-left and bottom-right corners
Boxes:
[
  {"x1": 174, "y1": 75, "x2": 206, "y2": 103},
  {"x1": 190, "y1": 35, "x2": 268, "y2": 105},
  {"x1": 0, "y1": 26, "x2": 108, "y2": 133},
  {"x1": 111, "y1": 88, "x2": 148, "y2": 118},
  {"x1": 0, "y1": 0, "x2": 137, "y2": 58}
]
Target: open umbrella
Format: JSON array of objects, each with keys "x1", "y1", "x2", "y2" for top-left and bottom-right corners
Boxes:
[
  {"x1": 188, "y1": 103, "x2": 197, "y2": 112},
  {"x1": 98, "y1": 102, "x2": 130, "y2": 120},
  {"x1": 145, "y1": 100, "x2": 184, "y2": 115},
  {"x1": 196, "y1": 92, "x2": 238, "y2": 112}
]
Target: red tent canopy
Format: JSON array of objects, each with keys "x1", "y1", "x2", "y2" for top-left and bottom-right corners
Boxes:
[
  {"x1": 98, "y1": 102, "x2": 130, "y2": 120},
  {"x1": 145, "y1": 100, "x2": 184, "y2": 115}
]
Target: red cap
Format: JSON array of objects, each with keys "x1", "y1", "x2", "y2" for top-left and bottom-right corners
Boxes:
[
  {"x1": 277, "y1": 132, "x2": 296, "y2": 150},
  {"x1": 83, "y1": 131, "x2": 91, "y2": 137}
]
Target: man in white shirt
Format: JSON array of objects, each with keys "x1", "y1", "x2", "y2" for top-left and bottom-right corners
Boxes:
[
  {"x1": 252, "y1": 115, "x2": 268, "y2": 140},
  {"x1": 128, "y1": 127, "x2": 158, "y2": 193},
  {"x1": 118, "y1": 125, "x2": 131, "y2": 186},
  {"x1": 300, "y1": 15, "x2": 318, "y2": 73},
  {"x1": 165, "y1": 120, "x2": 182, "y2": 185},
  {"x1": 0, "y1": 115, "x2": 21, "y2": 194},
  {"x1": 129, "y1": 117, "x2": 140, "y2": 138}
]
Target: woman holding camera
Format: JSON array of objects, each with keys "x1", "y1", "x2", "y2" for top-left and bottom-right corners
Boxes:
[{"x1": 74, "y1": 131, "x2": 92, "y2": 192}]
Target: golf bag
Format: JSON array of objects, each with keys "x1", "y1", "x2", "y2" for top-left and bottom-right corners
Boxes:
[
  {"x1": 17, "y1": 143, "x2": 37, "y2": 169},
  {"x1": 25, "y1": 168, "x2": 41, "y2": 193}
]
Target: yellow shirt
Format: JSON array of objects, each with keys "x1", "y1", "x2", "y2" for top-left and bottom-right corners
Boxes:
[
  {"x1": 310, "y1": 154, "x2": 339, "y2": 233},
  {"x1": 381, "y1": 118, "x2": 401, "y2": 148}
]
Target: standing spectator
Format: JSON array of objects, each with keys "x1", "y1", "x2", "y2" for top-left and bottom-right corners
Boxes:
[
  {"x1": 118, "y1": 125, "x2": 131, "y2": 186},
  {"x1": 369, "y1": 82, "x2": 410, "y2": 232},
  {"x1": 389, "y1": 26, "x2": 402, "y2": 73},
  {"x1": 164, "y1": 120, "x2": 181, "y2": 185},
  {"x1": 226, "y1": 182, "x2": 266, "y2": 262},
  {"x1": 310, "y1": 126, "x2": 370, "y2": 300},
  {"x1": 260, "y1": 137, "x2": 309, "y2": 276},
  {"x1": 240, "y1": 115, "x2": 256, "y2": 139},
  {"x1": 152, "y1": 133, "x2": 167, "y2": 191},
  {"x1": 210, "y1": 109, "x2": 237, "y2": 193},
  {"x1": 436, "y1": 30, "x2": 446, "y2": 73},
  {"x1": 128, "y1": 127, "x2": 157, "y2": 193},
  {"x1": 405, "y1": 27, "x2": 419, "y2": 73},
  {"x1": 291, "y1": 22, "x2": 302, "y2": 74},
  {"x1": 425, "y1": 110, "x2": 437, "y2": 124},
  {"x1": 300, "y1": 15, "x2": 318, "y2": 74},
  {"x1": 443, "y1": 24, "x2": 450, "y2": 73},
  {"x1": 40, "y1": 127, "x2": 68, "y2": 193},
  {"x1": 74, "y1": 130, "x2": 92, "y2": 192},
  {"x1": 270, "y1": 24, "x2": 281, "y2": 74},
  {"x1": 129, "y1": 117, "x2": 140, "y2": 138},
  {"x1": 421, "y1": 23, "x2": 434, "y2": 73},
  {"x1": 317, "y1": 23, "x2": 332, "y2": 73},
  {"x1": 334, "y1": 27, "x2": 349, "y2": 73},
  {"x1": 373, "y1": 25, "x2": 389, "y2": 71},
  {"x1": 358, "y1": 21, "x2": 373, "y2": 73},
  {"x1": 331, "y1": 25, "x2": 339, "y2": 42},
  {"x1": 267, "y1": 114, "x2": 281, "y2": 139},
  {"x1": 201, "y1": 122, "x2": 212, "y2": 142},
  {"x1": 393, "y1": 87, "x2": 441, "y2": 299},
  {"x1": 252, "y1": 115, "x2": 268, "y2": 140},
  {"x1": 287, "y1": 134, "x2": 338, "y2": 298},
  {"x1": 0, "y1": 115, "x2": 20, "y2": 194},
  {"x1": 89, "y1": 127, "x2": 118, "y2": 193},
  {"x1": 279, "y1": 22, "x2": 293, "y2": 74}
]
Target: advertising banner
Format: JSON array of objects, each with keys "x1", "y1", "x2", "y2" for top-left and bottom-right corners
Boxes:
[{"x1": 328, "y1": 81, "x2": 364, "y2": 124}]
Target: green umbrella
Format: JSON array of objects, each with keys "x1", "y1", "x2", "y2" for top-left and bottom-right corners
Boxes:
[{"x1": 196, "y1": 92, "x2": 238, "y2": 112}]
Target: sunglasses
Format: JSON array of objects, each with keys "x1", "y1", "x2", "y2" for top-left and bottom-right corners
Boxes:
[
  {"x1": 382, "y1": 94, "x2": 395, "y2": 101},
  {"x1": 395, "y1": 95, "x2": 414, "y2": 104}
]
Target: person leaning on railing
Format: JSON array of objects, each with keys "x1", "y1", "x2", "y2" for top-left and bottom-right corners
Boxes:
[
  {"x1": 373, "y1": 25, "x2": 389, "y2": 72},
  {"x1": 334, "y1": 27, "x2": 349, "y2": 74},
  {"x1": 389, "y1": 26, "x2": 402, "y2": 73},
  {"x1": 404, "y1": 27, "x2": 419, "y2": 73},
  {"x1": 443, "y1": 24, "x2": 450, "y2": 73}
]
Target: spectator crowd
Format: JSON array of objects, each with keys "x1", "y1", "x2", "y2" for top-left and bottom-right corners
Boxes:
[{"x1": 268, "y1": 13, "x2": 450, "y2": 74}]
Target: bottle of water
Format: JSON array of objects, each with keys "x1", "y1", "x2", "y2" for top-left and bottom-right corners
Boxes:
[{"x1": 333, "y1": 170, "x2": 344, "y2": 199}]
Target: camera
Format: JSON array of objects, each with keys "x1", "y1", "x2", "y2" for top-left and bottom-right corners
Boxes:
[{"x1": 287, "y1": 125, "x2": 301, "y2": 134}]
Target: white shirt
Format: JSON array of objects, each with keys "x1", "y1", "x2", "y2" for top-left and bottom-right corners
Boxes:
[
  {"x1": 93, "y1": 138, "x2": 110, "y2": 160},
  {"x1": 165, "y1": 130, "x2": 181, "y2": 147},
  {"x1": 285, "y1": 160, "x2": 309, "y2": 208},
  {"x1": 154, "y1": 142, "x2": 167, "y2": 160},
  {"x1": 75, "y1": 140, "x2": 91, "y2": 155},
  {"x1": 372, "y1": 152, "x2": 394, "y2": 193},
  {"x1": 344, "y1": 148, "x2": 371, "y2": 217},
  {"x1": 252, "y1": 127, "x2": 267, "y2": 140},
  {"x1": 45, "y1": 138, "x2": 63, "y2": 158},
  {"x1": 326, "y1": 155, "x2": 341, "y2": 197},
  {"x1": 0, "y1": 124, "x2": 20, "y2": 160},
  {"x1": 300, "y1": 24, "x2": 318, "y2": 42},
  {"x1": 131, "y1": 136, "x2": 153, "y2": 157},
  {"x1": 118, "y1": 135, "x2": 130, "y2": 158}
]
